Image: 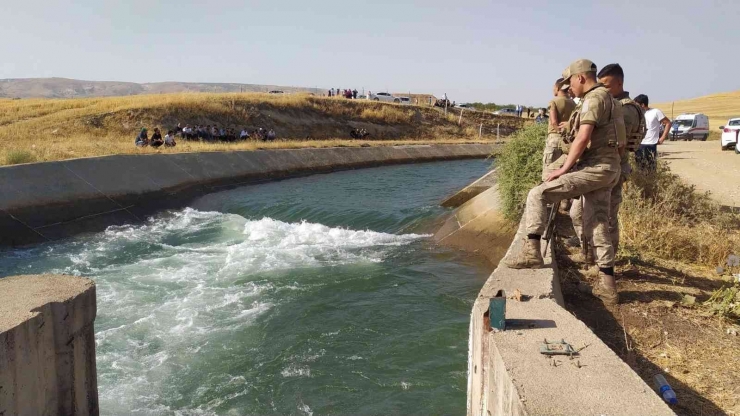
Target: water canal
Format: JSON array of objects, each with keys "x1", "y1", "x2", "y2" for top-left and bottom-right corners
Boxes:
[{"x1": 0, "y1": 159, "x2": 491, "y2": 415}]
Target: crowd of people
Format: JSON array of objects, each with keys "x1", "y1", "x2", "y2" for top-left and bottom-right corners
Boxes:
[
  {"x1": 328, "y1": 88, "x2": 359, "y2": 99},
  {"x1": 135, "y1": 124, "x2": 278, "y2": 148}
]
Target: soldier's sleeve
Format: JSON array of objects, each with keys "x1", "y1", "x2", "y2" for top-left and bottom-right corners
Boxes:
[{"x1": 578, "y1": 93, "x2": 607, "y2": 126}]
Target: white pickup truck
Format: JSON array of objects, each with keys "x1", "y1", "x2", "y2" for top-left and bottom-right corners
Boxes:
[{"x1": 368, "y1": 92, "x2": 400, "y2": 103}]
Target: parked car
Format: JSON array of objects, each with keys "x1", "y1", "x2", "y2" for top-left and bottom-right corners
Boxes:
[
  {"x1": 398, "y1": 97, "x2": 412, "y2": 105},
  {"x1": 720, "y1": 117, "x2": 740, "y2": 150},
  {"x1": 493, "y1": 108, "x2": 517, "y2": 116},
  {"x1": 369, "y1": 92, "x2": 400, "y2": 103},
  {"x1": 669, "y1": 113, "x2": 709, "y2": 141},
  {"x1": 458, "y1": 103, "x2": 475, "y2": 110},
  {"x1": 268, "y1": 90, "x2": 285, "y2": 94}
]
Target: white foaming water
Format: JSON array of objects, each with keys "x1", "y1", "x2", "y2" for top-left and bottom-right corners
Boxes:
[{"x1": 54, "y1": 208, "x2": 427, "y2": 415}]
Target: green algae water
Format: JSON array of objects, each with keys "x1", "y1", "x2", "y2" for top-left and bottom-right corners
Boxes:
[{"x1": 0, "y1": 159, "x2": 491, "y2": 415}]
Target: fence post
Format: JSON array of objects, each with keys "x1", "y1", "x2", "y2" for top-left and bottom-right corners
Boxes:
[
  {"x1": 459, "y1": 107, "x2": 464, "y2": 125},
  {"x1": 479, "y1": 122, "x2": 483, "y2": 138},
  {"x1": 497, "y1": 123, "x2": 500, "y2": 141}
]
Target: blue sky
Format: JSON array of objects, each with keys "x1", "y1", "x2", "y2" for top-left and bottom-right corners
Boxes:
[{"x1": 1, "y1": 0, "x2": 738, "y2": 106}]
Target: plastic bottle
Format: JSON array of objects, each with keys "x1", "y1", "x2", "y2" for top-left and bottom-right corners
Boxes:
[{"x1": 654, "y1": 374, "x2": 678, "y2": 404}]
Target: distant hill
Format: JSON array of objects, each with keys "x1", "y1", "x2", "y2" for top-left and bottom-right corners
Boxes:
[
  {"x1": 655, "y1": 90, "x2": 740, "y2": 130},
  {"x1": 0, "y1": 77, "x2": 324, "y2": 99}
]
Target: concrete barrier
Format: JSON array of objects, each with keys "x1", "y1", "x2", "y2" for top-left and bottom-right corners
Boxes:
[
  {"x1": 0, "y1": 275, "x2": 98, "y2": 416},
  {"x1": 436, "y1": 181, "x2": 676, "y2": 415},
  {"x1": 434, "y1": 185, "x2": 517, "y2": 267},
  {"x1": 0, "y1": 144, "x2": 494, "y2": 247},
  {"x1": 441, "y1": 168, "x2": 497, "y2": 208}
]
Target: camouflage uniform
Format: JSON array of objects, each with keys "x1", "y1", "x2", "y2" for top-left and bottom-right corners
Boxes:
[
  {"x1": 525, "y1": 83, "x2": 622, "y2": 269},
  {"x1": 571, "y1": 91, "x2": 643, "y2": 253},
  {"x1": 542, "y1": 96, "x2": 576, "y2": 181}
]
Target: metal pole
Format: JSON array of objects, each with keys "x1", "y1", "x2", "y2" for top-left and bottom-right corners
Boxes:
[
  {"x1": 479, "y1": 122, "x2": 483, "y2": 138},
  {"x1": 444, "y1": 93, "x2": 448, "y2": 116},
  {"x1": 497, "y1": 123, "x2": 500, "y2": 140},
  {"x1": 458, "y1": 107, "x2": 464, "y2": 124}
]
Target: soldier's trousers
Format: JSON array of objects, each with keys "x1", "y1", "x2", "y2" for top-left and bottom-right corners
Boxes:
[
  {"x1": 542, "y1": 133, "x2": 563, "y2": 181},
  {"x1": 571, "y1": 162, "x2": 628, "y2": 253},
  {"x1": 526, "y1": 165, "x2": 619, "y2": 268}
]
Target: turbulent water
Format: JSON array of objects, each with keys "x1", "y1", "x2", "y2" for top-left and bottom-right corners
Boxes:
[{"x1": 0, "y1": 159, "x2": 491, "y2": 415}]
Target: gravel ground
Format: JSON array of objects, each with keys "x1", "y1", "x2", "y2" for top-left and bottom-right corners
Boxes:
[{"x1": 659, "y1": 140, "x2": 740, "y2": 208}]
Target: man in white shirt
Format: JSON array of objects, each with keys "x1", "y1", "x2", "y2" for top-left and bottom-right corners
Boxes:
[{"x1": 634, "y1": 94, "x2": 670, "y2": 171}]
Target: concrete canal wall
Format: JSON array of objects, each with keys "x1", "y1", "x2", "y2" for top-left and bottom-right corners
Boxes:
[
  {"x1": 0, "y1": 144, "x2": 494, "y2": 247},
  {"x1": 439, "y1": 175, "x2": 676, "y2": 416},
  {"x1": 0, "y1": 275, "x2": 98, "y2": 416}
]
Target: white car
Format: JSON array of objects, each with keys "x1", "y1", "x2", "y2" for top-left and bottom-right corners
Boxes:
[
  {"x1": 369, "y1": 92, "x2": 400, "y2": 103},
  {"x1": 398, "y1": 97, "x2": 412, "y2": 105},
  {"x1": 493, "y1": 108, "x2": 517, "y2": 116},
  {"x1": 720, "y1": 118, "x2": 740, "y2": 151}
]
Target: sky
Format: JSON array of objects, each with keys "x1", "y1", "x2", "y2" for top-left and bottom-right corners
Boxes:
[{"x1": 1, "y1": 0, "x2": 738, "y2": 106}]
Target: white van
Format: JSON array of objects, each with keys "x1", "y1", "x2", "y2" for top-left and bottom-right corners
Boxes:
[{"x1": 669, "y1": 113, "x2": 710, "y2": 141}]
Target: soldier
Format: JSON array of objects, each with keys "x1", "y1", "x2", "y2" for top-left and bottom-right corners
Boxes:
[
  {"x1": 571, "y1": 64, "x2": 644, "y2": 256},
  {"x1": 504, "y1": 59, "x2": 623, "y2": 305},
  {"x1": 542, "y1": 78, "x2": 577, "y2": 181}
]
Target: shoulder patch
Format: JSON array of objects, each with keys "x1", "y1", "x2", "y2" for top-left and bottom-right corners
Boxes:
[{"x1": 581, "y1": 100, "x2": 590, "y2": 114}]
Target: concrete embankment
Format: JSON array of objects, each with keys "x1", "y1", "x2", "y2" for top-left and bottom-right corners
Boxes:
[
  {"x1": 0, "y1": 144, "x2": 493, "y2": 247},
  {"x1": 437, "y1": 176, "x2": 675, "y2": 415},
  {"x1": 0, "y1": 275, "x2": 98, "y2": 416}
]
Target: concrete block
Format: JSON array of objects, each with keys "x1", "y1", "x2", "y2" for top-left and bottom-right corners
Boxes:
[
  {"x1": 0, "y1": 275, "x2": 98, "y2": 416},
  {"x1": 434, "y1": 185, "x2": 517, "y2": 267},
  {"x1": 441, "y1": 168, "x2": 497, "y2": 208}
]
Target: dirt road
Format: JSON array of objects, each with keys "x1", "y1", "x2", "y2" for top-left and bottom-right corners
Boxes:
[{"x1": 658, "y1": 140, "x2": 740, "y2": 208}]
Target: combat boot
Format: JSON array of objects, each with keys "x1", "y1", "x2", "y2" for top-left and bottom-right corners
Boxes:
[
  {"x1": 592, "y1": 272, "x2": 619, "y2": 306},
  {"x1": 504, "y1": 238, "x2": 544, "y2": 269}
]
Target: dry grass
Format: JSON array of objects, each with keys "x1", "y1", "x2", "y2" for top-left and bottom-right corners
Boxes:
[
  {"x1": 620, "y1": 161, "x2": 740, "y2": 268},
  {"x1": 655, "y1": 90, "x2": 740, "y2": 131},
  {"x1": 0, "y1": 92, "x2": 521, "y2": 166}
]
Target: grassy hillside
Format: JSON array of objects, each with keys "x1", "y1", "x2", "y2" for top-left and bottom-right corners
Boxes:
[
  {"x1": 655, "y1": 90, "x2": 740, "y2": 130},
  {"x1": 0, "y1": 92, "x2": 523, "y2": 165},
  {"x1": 0, "y1": 77, "x2": 324, "y2": 99}
]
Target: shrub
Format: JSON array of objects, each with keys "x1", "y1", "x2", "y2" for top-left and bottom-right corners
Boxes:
[
  {"x1": 4, "y1": 149, "x2": 36, "y2": 165},
  {"x1": 620, "y1": 161, "x2": 740, "y2": 267},
  {"x1": 494, "y1": 123, "x2": 547, "y2": 221}
]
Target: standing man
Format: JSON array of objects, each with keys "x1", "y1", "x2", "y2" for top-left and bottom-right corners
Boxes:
[
  {"x1": 570, "y1": 64, "x2": 642, "y2": 258},
  {"x1": 542, "y1": 78, "x2": 576, "y2": 180},
  {"x1": 633, "y1": 94, "x2": 670, "y2": 171},
  {"x1": 505, "y1": 59, "x2": 622, "y2": 305}
]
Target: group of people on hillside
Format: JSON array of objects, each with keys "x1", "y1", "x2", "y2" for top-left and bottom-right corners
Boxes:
[
  {"x1": 328, "y1": 88, "x2": 358, "y2": 99},
  {"x1": 135, "y1": 124, "x2": 277, "y2": 148}
]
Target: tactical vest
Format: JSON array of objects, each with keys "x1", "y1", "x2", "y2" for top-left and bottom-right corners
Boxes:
[
  {"x1": 560, "y1": 87, "x2": 621, "y2": 156},
  {"x1": 619, "y1": 97, "x2": 646, "y2": 152}
]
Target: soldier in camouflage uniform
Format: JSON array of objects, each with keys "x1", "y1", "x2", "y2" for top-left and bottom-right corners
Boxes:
[
  {"x1": 505, "y1": 59, "x2": 624, "y2": 305},
  {"x1": 542, "y1": 78, "x2": 577, "y2": 181},
  {"x1": 571, "y1": 64, "x2": 644, "y2": 257}
]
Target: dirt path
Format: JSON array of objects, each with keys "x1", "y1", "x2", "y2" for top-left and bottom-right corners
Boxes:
[{"x1": 659, "y1": 141, "x2": 740, "y2": 208}]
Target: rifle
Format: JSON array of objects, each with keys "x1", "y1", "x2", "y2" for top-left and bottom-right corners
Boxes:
[{"x1": 542, "y1": 200, "x2": 560, "y2": 254}]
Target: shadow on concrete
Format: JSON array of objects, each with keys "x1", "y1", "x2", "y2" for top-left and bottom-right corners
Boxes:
[{"x1": 505, "y1": 319, "x2": 557, "y2": 330}]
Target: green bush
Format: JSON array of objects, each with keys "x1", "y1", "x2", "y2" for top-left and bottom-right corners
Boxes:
[
  {"x1": 494, "y1": 123, "x2": 547, "y2": 221},
  {"x1": 5, "y1": 149, "x2": 36, "y2": 165}
]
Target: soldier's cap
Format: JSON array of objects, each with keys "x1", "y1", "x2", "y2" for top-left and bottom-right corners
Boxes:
[{"x1": 560, "y1": 59, "x2": 597, "y2": 86}]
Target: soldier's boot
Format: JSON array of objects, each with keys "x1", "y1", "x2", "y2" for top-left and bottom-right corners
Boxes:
[
  {"x1": 504, "y1": 238, "x2": 544, "y2": 269},
  {"x1": 592, "y1": 272, "x2": 619, "y2": 306}
]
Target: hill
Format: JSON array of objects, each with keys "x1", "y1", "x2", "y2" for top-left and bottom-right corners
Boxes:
[
  {"x1": 0, "y1": 77, "x2": 324, "y2": 99},
  {"x1": 655, "y1": 90, "x2": 740, "y2": 131},
  {"x1": 0, "y1": 93, "x2": 523, "y2": 165}
]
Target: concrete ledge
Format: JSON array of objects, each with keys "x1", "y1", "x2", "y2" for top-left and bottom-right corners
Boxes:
[
  {"x1": 0, "y1": 275, "x2": 98, "y2": 416},
  {"x1": 434, "y1": 185, "x2": 517, "y2": 267},
  {"x1": 441, "y1": 167, "x2": 497, "y2": 208},
  {"x1": 444, "y1": 185, "x2": 677, "y2": 415},
  {"x1": 0, "y1": 144, "x2": 494, "y2": 247}
]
